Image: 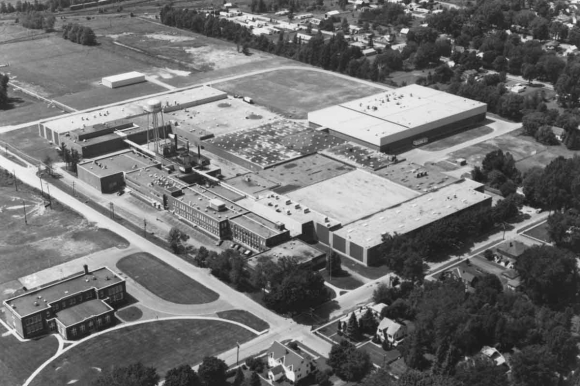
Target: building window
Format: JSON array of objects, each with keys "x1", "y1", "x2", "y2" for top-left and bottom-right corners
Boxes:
[
  {"x1": 69, "y1": 298, "x2": 76, "y2": 306},
  {"x1": 80, "y1": 324, "x2": 86, "y2": 333},
  {"x1": 71, "y1": 327, "x2": 77, "y2": 337},
  {"x1": 86, "y1": 291, "x2": 93, "y2": 300},
  {"x1": 105, "y1": 315, "x2": 111, "y2": 324}
]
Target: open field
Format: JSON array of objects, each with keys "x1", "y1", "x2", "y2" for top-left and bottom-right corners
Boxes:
[
  {"x1": 0, "y1": 174, "x2": 129, "y2": 298},
  {"x1": 30, "y1": 319, "x2": 256, "y2": 386},
  {"x1": 216, "y1": 310, "x2": 269, "y2": 332},
  {"x1": 421, "y1": 125, "x2": 494, "y2": 152},
  {"x1": 215, "y1": 69, "x2": 386, "y2": 118},
  {"x1": 0, "y1": 325, "x2": 59, "y2": 386},
  {"x1": 0, "y1": 125, "x2": 60, "y2": 164},
  {"x1": 0, "y1": 89, "x2": 65, "y2": 126},
  {"x1": 117, "y1": 252, "x2": 219, "y2": 304},
  {"x1": 320, "y1": 269, "x2": 364, "y2": 290},
  {"x1": 523, "y1": 221, "x2": 551, "y2": 243},
  {"x1": 447, "y1": 130, "x2": 580, "y2": 171}
]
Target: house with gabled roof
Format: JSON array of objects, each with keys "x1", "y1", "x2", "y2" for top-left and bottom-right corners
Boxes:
[
  {"x1": 267, "y1": 341, "x2": 315, "y2": 383},
  {"x1": 377, "y1": 318, "x2": 406, "y2": 344}
]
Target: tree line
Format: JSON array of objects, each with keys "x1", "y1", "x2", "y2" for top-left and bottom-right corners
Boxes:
[
  {"x1": 19, "y1": 10, "x2": 55, "y2": 31},
  {"x1": 91, "y1": 357, "x2": 262, "y2": 386},
  {"x1": 62, "y1": 22, "x2": 97, "y2": 45}
]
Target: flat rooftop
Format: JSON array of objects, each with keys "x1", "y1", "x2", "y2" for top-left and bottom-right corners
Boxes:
[
  {"x1": 42, "y1": 86, "x2": 226, "y2": 134},
  {"x1": 308, "y1": 84, "x2": 487, "y2": 146},
  {"x1": 230, "y1": 212, "x2": 285, "y2": 239},
  {"x1": 5, "y1": 267, "x2": 122, "y2": 317},
  {"x1": 78, "y1": 151, "x2": 160, "y2": 177},
  {"x1": 56, "y1": 299, "x2": 112, "y2": 327},
  {"x1": 102, "y1": 71, "x2": 145, "y2": 83},
  {"x1": 236, "y1": 191, "x2": 341, "y2": 237},
  {"x1": 224, "y1": 173, "x2": 280, "y2": 197},
  {"x1": 125, "y1": 166, "x2": 189, "y2": 196},
  {"x1": 205, "y1": 120, "x2": 308, "y2": 168},
  {"x1": 334, "y1": 182, "x2": 491, "y2": 248},
  {"x1": 203, "y1": 183, "x2": 245, "y2": 202},
  {"x1": 321, "y1": 143, "x2": 396, "y2": 170},
  {"x1": 372, "y1": 161, "x2": 459, "y2": 193},
  {"x1": 254, "y1": 154, "x2": 354, "y2": 194},
  {"x1": 167, "y1": 97, "x2": 279, "y2": 138},
  {"x1": 176, "y1": 185, "x2": 247, "y2": 222},
  {"x1": 287, "y1": 169, "x2": 420, "y2": 224},
  {"x1": 248, "y1": 239, "x2": 324, "y2": 268}
]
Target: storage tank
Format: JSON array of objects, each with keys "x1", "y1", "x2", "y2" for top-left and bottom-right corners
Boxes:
[{"x1": 145, "y1": 99, "x2": 162, "y2": 113}]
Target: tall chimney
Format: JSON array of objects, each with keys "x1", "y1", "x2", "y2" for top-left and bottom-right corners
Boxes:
[{"x1": 83, "y1": 264, "x2": 89, "y2": 275}]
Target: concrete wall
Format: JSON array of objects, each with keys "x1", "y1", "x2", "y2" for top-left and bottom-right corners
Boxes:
[{"x1": 77, "y1": 164, "x2": 124, "y2": 193}]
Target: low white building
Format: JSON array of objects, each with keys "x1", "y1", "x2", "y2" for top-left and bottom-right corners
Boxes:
[
  {"x1": 267, "y1": 341, "x2": 315, "y2": 383},
  {"x1": 377, "y1": 318, "x2": 407, "y2": 344}
]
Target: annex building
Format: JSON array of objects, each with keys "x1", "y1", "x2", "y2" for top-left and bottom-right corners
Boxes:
[
  {"x1": 308, "y1": 84, "x2": 487, "y2": 153},
  {"x1": 3, "y1": 265, "x2": 126, "y2": 340}
]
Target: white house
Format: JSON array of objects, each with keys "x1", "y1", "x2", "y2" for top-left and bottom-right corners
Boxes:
[
  {"x1": 377, "y1": 318, "x2": 407, "y2": 344},
  {"x1": 267, "y1": 341, "x2": 315, "y2": 383}
]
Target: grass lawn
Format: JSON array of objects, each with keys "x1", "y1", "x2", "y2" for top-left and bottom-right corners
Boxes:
[
  {"x1": 0, "y1": 325, "x2": 59, "y2": 386},
  {"x1": 215, "y1": 69, "x2": 385, "y2": 119},
  {"x1": 29, "y1": 319, "x2": 256, "y2": 386},
  {"x1": 0, "y1": 176, "x2": 129, "y2": 294},
  {"x1": 116, "y1": 306, "x2": 143, "y2": 322},
  {"x1": 216, "y1": 310, "x2": 269, "y2": 332},
  {"x1": 523, "y1": 221, "x2": 551, "y2": 243},
  {"x1": 340, "y1": 258, "x2": 391, "y2": 280},
  {"x1": 0, "y1": 90, "x2": 65, "y2": 126},
  {"x1": 117, "y1": 252, "x2": 219, "y2": 304},
  {"x1": 421, "y1": 125, "x2": 494, "y2": 152},
  {"x1": 320, "y1": 269, "x2": 364, "y2": 290},
  {"x1": 0, "y1": 125, "x2": 60, "y2": 164}
]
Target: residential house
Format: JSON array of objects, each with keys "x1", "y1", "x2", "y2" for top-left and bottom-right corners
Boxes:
[
  {"x1": 496, "y1": 240, "x2": 528, "y2": 260},
  {"x1": 267, "y1": 341, "x2": 315, "y2": 383},
  {"x1": 377, "y1": 317, "x2": 407, "y2": 344}
]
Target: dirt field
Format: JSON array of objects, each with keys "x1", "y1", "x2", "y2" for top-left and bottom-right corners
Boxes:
[
  {"x1": 0, "y1": 172, "x2": 129, "y2": 299},
  {"x1": 215, "y1": 69, "x2": 385, "y2": 118}
]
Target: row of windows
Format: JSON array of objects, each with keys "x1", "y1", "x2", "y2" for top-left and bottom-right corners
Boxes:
[
  {"x1": 108, "y1": 285, "x2": 123, "y2": 296},
  {"x1": 70, "y1": 315, "x2": 112, "y2": 337},
  {"x1": 26, "y1": 320, "x2": 43, "y2": 335},
  {"x1": 25, "y1": 314, "x2": 42, "y2": 325}
]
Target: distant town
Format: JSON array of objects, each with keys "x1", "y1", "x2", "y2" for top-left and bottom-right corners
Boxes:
[{"x1": 0, "y1": 0, "x2": 579, "y2": 385}]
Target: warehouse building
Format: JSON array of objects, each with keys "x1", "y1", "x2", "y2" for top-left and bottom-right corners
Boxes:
[
  {"x1": 329, "y1": 181, "x2": 492, "y2": 265},
  {"x1": 77, "y1": 150, "x2": 160, "y2": 193},
  {"x1": 308, "y1": 85, "x2": 487, "y2": 153},
  {"x1": 247, "y1": 239, "x2": 326, "y2": 270},
  {"x1": 229, "y1": 212, "x2": 290, "y2": 252},
  {"x1": 38, "y1": 86, "x2": 226, "y2": 145},
  {"x1": 102, "y1": 71, "x2": 146, "y2": 89},
  {"x1": 3, "y1": 265, "x2": 125, "y2": 340}
]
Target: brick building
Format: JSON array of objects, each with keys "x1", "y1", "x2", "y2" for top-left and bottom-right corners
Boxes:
[{"x1": 3, "y1": 265, "x2": 126, "y2": 340}]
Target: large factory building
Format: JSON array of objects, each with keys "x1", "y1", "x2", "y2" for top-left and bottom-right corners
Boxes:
[{"x1": 308, "y1": 84, "x2": 487, "y2": 153}]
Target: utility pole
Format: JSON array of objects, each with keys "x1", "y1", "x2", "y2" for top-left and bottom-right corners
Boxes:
[
  {"x1": 236, "y1": 342, "x2": 240, "y2": 367},
  {"x1": 13, "y1": 169, "x2": 17, "y2": 191},
  {"x1": 72, "y1": 181, "x2": 75, "y2": 197},
  {"x1": 46, "y1": 182, "x2": 52, "y2": 209},
  {"x1": 143, "y1": 219, "x2": 147, "y2": 238},
  {"x1": 22, "y1": 201, "x2": 27, "y2": 225},
  {"x1": 39, "y1": 174, "x2": 44, "y2": 197},
  {"x1": 109, "y1": 202, "x2": 115, "y2": 219}
]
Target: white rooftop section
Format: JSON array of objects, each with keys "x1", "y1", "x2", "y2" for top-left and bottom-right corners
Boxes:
[
  {"x1": 236, "y1": 190, "x2": 341, "y2": 237},
  {"x1": 308, "y1": 84, "x2": 487, "y2": 147},
  {"x1": 334, "y1": 180, "x2": 491, "y2": 248},
  {"x1": 41, "y1": 86, "x2": 226, "y2": 135},
  {"x1": 102, "y1": 71, "x2": 145, "y2": 84}
]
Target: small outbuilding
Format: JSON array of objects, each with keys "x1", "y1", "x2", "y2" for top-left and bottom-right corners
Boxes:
[{"x1": 102, "y1": 71, "x2": 146, "y2": 89}]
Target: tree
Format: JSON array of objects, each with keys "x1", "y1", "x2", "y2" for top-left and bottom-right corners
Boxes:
[
  {"x1": 515, "y1": 245, "x2": 579, "y2": 309},
  {"x1": 327, "y1": 340, "x2": 372, "y2": 382},
  {"x1": 233, "y1": 367, "x2": 244, "y2": 386},
  {"x1": 345, "y1": 312, "x2": 360, "y2": 338},
  {"x1": 359, "y1": 308, "x2": 378, "y2": 335},
  {"x1": 43, "y1": 155, "x2": 54, "y2": 176},
  {"x1": 197, "y1": 356, "x2": 228, "y2": 386},
  {"x1": 263, "y1": 267, "x2": 327, "y2": 315},
  {"x1": 164, "y1": 365, "x2": 201, "y2": 386},
  {"x1": 229, "y1": 253, "x2": 247, "y2": 289},
  {"x1": 168, "y1": 227, "x2": 189, "y2": 254},
  {"x1": 91, "y1": 362, "x2": 160, "y2": 386},
  {"x1": 521, "y1": 63, "x2": 537, "y2": 84},
  {"x1": 0, "y1": 72, "x2": 9, "y2": 107},
  {"x1": 80, "y1": 26, "x2": 97, "y2": 45},
  {"x1": 483, "y1": 249, "x2": 494, "y2": 261},
  {"x1": 326, "y1": 251, "x2": 342, "y2": 275},
  {"x1": 534, "y1": 125, "x2": 558, "y2": 145},
  {"x1": 454, "y1": 357, "x2": 509, "y2": 386},
  {"x1": 243, "y1": 372, "x2": 260, "y2": 386},
  {"x1": 511, "y1": 345, "x2": 559, "y2": 386}
]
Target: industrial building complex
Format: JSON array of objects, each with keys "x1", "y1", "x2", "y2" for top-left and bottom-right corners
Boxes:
[
  {"x1": 37, "y1": 84, "x2": 491, "y2": 267},
  {"x1": 308, "y1": 84, "x2": 487, "y2": 153}
]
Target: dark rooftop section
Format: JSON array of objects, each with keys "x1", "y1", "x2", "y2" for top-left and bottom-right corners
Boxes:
[
  {"x1": 372, "y1": 160, "x2": 459, "y2": 193},
  {"x1": 496, "y1": 240, "x2": 529, "y2": 259},
  {"x1": 204, "y1": 183, "x2": 245, "y2": 202},
  {"x1": 5, "y1": 267, "x2": 122, "y2": 317},
  {"x1": 56, "y1": 299, "x2": 112, "y2": 327},
  {"x1": 254, "y1": 154, "x2": 354, "y2": 194},
  {"x1": 72, "y1": 119, "x2": 134, "y2": 140},
  {"x1": 321, "y1": 143, "x2": 396, "y2": 170},
  {"x1": 78, "y1": 151, "x2": 160, "y2": 177},
  {"x1": 230, "y1": 212, "x2": 285, "y2": 238},
  {"x1": 204, "y1": 120, "x2": 345, "y2": 169},
  {"x1": 248, "y1": 239, "x2": 324, "y2": 268},
  {"x1": 224, "y1": 173, "x2": 280, "y2": 197}
]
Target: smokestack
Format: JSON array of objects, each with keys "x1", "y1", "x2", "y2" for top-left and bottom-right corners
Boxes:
[{"x1": 83, "y1": 264, "x2": 89, "y2": 275}]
